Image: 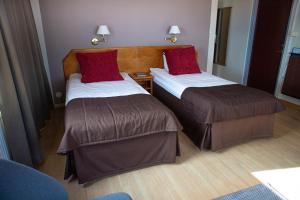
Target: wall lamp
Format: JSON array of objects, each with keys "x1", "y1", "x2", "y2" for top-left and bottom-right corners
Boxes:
[
  {"x1": 165, "y1": 25, "x2": 181, "y2": 43},
  {"x1": 91, "y1": 25, "x2": 111, "y2": 45}
]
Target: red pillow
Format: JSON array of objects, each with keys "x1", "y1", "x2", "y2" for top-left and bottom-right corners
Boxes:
[
  {"x1": 76, "y1": 50, "x2": 123, "y2": 83},
  {"x1": 164, "y1": 47, "x2": 201, "y2": 75}
]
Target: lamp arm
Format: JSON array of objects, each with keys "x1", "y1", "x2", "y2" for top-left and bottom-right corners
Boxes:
[
  {"x1": 165, "y1": 34, "x2": 178, "y2": 43},
  {"x1": 91, "y1": 35, "x2": 106, "y2": 45}
]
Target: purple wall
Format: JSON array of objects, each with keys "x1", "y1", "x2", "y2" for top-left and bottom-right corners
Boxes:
[{"x1": 39, "y1": 0, "x2": 212, "y2": 103}]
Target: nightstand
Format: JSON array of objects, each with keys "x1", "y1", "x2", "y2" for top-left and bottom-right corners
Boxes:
[{"x1": 129, "y1": 73, "x2": 153, "y2": 94}]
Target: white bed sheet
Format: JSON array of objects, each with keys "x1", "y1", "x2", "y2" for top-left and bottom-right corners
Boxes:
[
  {"x1": 150, "y1": 68, "x2": 236, "y2": 99},
  {"x1": 66, "y1": 72, "x2": 149, "y2": 105}
]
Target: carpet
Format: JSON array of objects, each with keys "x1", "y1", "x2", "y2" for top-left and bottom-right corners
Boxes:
[{"x1": 214, "y1": 184, "x2": 284, "y2": 200}]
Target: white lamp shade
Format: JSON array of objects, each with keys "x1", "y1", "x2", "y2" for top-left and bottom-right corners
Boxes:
[
  {"x1": 96, "y1": 25, "x2": 110, "y2": 35},
  {"x1": 168, "y1": 25, "x2": 181, "y2": 35}
]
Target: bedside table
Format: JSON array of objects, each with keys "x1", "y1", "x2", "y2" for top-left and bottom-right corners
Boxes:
[{"x1": 129, "y1": 73, "x2": 153, "y2": 94}]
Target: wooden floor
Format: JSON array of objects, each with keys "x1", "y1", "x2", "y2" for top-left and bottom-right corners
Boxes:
[{"x1": 38, "y1": 102, "x2": 300, "y2": 200}]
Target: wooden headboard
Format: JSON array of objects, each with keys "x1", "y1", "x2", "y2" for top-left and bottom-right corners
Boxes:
[{"x1": 63, "y1": 45, "x2": 193, "y2": 80}]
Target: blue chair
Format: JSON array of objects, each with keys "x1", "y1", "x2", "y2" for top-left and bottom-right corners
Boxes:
[
  {"x1": 92, "y1": 193, "x2": 132, "y2": 200},
  {"x1": 0, "y1": 159, "x2": 132, "y2": 200}
]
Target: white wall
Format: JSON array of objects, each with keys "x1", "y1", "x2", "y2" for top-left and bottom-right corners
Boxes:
[
  {"x1": 276, "y1": 0, "x2": 300, "y2": 105},
  {"x1": 213, "y1": 0, "x2": 254, "y2": 83}
]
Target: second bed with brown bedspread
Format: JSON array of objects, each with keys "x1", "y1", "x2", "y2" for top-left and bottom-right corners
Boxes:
[{"x1": 154, "y1": 83, "x2": 284, "y2": 151}]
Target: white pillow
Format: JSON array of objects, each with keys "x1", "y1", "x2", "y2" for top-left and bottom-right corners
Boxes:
[{"x1": 163, "y1": 53, "x2": 169, "y2": 72}]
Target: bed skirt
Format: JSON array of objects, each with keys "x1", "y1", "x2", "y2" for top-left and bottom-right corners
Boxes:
[
  {"x1": 64, "y1": 131, "x2": 179, "y2": 184},
  {"x1": 153, "y1": 83, "x2": 275, "y2": 151}
]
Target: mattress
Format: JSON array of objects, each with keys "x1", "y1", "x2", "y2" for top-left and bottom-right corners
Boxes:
[
  {"x1": 150, "y1": 68, "x2": 235, "y2": 99},
  {"x1": 66, "y1": 72, "x2": 149, "y2": 104}
]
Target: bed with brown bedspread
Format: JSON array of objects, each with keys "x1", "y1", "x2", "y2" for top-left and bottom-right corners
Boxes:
[
  {"x1": 58, "y1": 94, "x2": 181, "y2": 184},
  {"x1": 154, "y1": 83, "x2": 284, "y2": 151}
]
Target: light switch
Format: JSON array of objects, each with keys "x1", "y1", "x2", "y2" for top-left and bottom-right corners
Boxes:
[
  {"x1": 292, "y1": 47, "x2": 300, "y2": 54},
  {"x1": 290, "y1": 32, "x2": 299, "y2": 37}
]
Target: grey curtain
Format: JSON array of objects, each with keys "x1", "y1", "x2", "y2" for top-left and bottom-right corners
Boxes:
[{"x1": 0, "y1": 0, "x2": 52, "y2": 165}]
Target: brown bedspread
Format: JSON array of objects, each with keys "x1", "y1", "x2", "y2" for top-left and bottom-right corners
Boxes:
[
  {"x1": 181, "y1": 84, "x2": 284, "y2": 123},
  {"x1": 58, "y1": 94, "x2": 181, "y2": 154}
]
